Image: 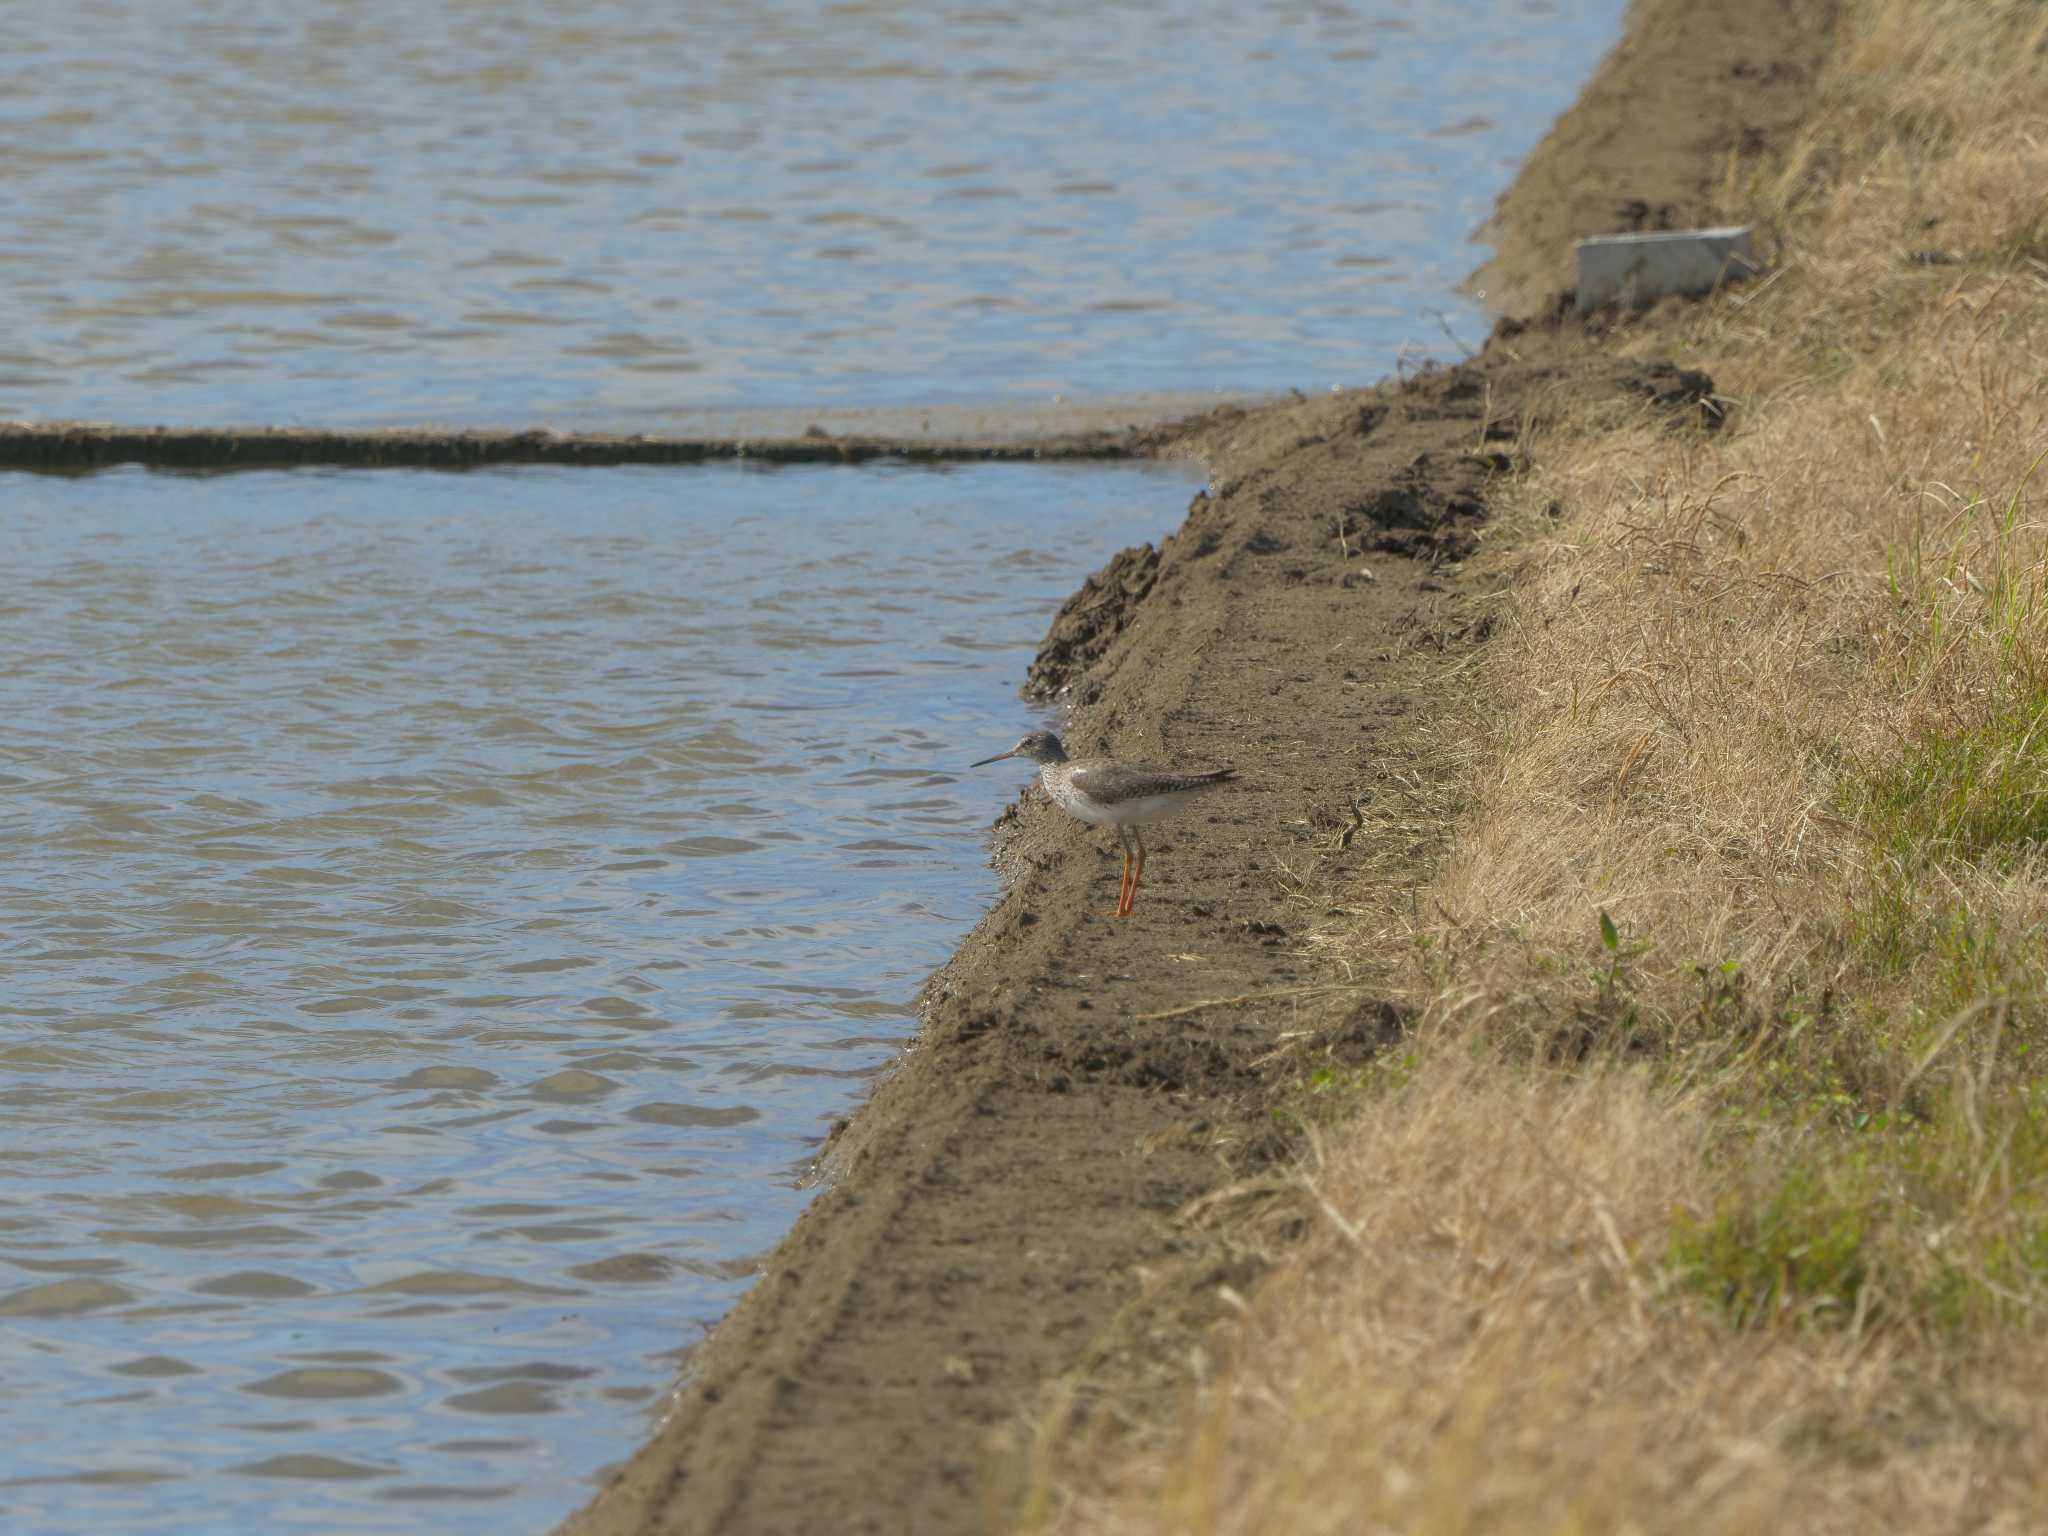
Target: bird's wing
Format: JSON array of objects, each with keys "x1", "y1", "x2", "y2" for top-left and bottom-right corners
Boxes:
[{"x1": 1068, "y1": 761, "x2": 1234, "y2": 803}]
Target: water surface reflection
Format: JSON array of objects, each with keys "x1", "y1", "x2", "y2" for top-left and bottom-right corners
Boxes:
[
  {"x1": 0, "y1": 460, "x2": 1194, "y2": 1532},
  {"x1": 0, "y1": 0, "x2": 1625, "y2": 426}
]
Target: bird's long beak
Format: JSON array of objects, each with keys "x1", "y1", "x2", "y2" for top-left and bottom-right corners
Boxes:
[{"x1": 969, "y1": 747, "x2": 1020, "y2": 768}]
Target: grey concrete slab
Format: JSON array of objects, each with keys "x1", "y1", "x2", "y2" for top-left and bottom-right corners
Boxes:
[{"x1": 1575, "y1": 226, "x2": 1759, "y2": 311}]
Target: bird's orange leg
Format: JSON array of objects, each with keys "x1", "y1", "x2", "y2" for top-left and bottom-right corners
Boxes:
[
  {"x1": 1122, "y1": 833, "x2": 1146, "y2": 916},
  {"x1": 1100, "y1": 833, "x2": 1134, "y2": 918}
]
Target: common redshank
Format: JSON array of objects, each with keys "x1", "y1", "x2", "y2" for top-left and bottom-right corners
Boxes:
[{"x1": 970, "y1": 729, "x2": 1235, "y2": 918}]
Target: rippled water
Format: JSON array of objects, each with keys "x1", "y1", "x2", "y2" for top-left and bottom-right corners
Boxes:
[
  {"x1": 1, "y1": 0, "x2": 1623, "y2": 428},
  {"x1": 0, "y1": 461, "x2": 1192, "y2": 1532}
]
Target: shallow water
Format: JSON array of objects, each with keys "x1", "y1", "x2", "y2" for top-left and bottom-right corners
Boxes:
[
  {"x1": 0, "y1": 0, "x2": 1624, "y2": 428},
  {"x1": 0, "y1": 461, "x2": 1193, "y2": 1533}
]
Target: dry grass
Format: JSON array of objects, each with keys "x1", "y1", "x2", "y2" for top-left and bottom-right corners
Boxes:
[
  {"x1": 1053, "y1": 1058, "x2": 2048, "y2": 1535},
  {"x1": 1035, "y1": 1, "x2": 2048, "y2": 1529}
]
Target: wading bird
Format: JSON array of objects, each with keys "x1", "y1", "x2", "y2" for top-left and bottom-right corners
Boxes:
[{"x1": 970, "y1": 729, "x2": 1235, "y2": 918}]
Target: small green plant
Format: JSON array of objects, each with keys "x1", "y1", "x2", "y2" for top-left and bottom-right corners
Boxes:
[
  {"x1": 1862, "y1": 702, "x2": 2048, "y2": 862},
  {"x1": 1671, "y1": 1164, "x2": 1869, "y2": 1328},
  {"x1": 1695, "y1": 959, "x2": 1747, "y2": 1030},
  {"x1": 1306, "y1": 1049, "x2": 1418, "y2": 1107},
  {"x1": 1579, "y1": 908, "x2": 1652, "y2": 1048}
]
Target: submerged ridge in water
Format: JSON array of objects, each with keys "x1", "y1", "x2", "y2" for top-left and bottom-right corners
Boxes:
[{"x1": 0, "y1": 460, "x2": 1194, "y2": 1533}]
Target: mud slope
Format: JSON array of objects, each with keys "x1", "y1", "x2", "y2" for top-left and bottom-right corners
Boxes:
[{"x1": 560, "y1": 0, "x2": 1825, "y2": 1530}]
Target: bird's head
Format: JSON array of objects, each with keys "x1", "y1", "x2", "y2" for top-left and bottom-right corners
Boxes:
[{"x1": 970, "y1": 729, "x2": 1068, "y2": 768}]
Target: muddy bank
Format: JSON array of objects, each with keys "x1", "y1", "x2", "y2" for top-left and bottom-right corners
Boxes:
[{"x1": 557, "y1": 2, "x2": 1826, "y2": 1532}]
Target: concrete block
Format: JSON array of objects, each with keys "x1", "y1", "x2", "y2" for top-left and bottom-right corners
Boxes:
[{"x1": 1575, "y1": 226, "x2": 1759, "y2": 312}]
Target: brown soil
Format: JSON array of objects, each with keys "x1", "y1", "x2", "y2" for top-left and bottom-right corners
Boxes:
[{"x1": 555, "y1": 3, "x2": 1830, "y2": 1531}]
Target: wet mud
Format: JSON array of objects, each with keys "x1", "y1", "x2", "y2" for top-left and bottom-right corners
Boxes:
[{"x1": 0, "y1": 421, "x2": 1149, "y2": 474}]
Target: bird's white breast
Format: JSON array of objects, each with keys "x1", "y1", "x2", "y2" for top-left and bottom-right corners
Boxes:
[{"x1": 1042, "y1": 765, "x2": 1119, "y2": 825}]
